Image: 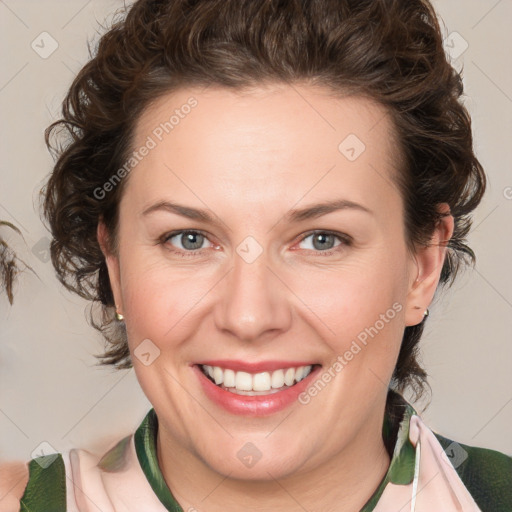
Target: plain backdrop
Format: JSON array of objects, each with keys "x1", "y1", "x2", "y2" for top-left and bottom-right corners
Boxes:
[{"x1": 0, "y1": 0, "x2": 511, "y2": 462}]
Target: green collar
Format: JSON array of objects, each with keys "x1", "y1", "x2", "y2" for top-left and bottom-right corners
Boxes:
[
  {"x1": 134, "y1": 391, "x2": 418, "y2": 511},
  {"x1": 360, "y1": 394, "x2": 418, "y2": 510}
]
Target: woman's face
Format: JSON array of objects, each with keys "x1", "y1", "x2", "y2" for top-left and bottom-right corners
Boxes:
[{"x1": 100, "y1": 83, "x2": 452, "y2": 481}]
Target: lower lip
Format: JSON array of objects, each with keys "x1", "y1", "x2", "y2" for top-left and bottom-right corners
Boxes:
[{"x1": 192, "y1": 364, "x2": 322, "y2": 416}]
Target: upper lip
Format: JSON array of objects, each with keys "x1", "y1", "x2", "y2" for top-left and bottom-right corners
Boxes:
[{"x1": 194, "y1": 360, "x2": 319, "y2": 373}]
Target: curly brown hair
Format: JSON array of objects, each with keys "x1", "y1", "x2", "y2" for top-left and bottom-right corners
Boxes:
[{"x1": 42, "y1": 0, "x2": 486, "y2": 416}]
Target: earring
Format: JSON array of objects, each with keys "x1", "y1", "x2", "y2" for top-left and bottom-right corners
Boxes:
[
  {"x1": 414, "y1": 306, "x2": 429, "y2": 318},
  {"x1": 115, "y1": 305, "x2": 124, "y2": 321}
]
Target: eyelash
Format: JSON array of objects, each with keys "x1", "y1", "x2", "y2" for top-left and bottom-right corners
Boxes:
[{"x1": 159, "y1": 229, "x2": 352, "y2": 258}]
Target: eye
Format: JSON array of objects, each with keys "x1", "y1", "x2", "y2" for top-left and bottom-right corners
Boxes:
[
  {"x1": 295, "y1": 230, "x2": 351, "y2": 256},
  {"x1": 161, "y1": 230, "x2": 215, "y2": 256},
  {"x1": 160, "y1": 229, "x2": 351, "y2": 258}
]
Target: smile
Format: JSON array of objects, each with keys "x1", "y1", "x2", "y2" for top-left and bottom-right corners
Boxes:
[
  {"x1": 192, "y1": 361, "x2": 322, "y2": 416},
  {"x1": 200, "y1": 364, "x2": 315, "y2": 395}
]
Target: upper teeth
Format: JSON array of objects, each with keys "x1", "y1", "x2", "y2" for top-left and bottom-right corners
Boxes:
[{"x1": 201, "y1": 365, "x2": 313, "y2": 392}]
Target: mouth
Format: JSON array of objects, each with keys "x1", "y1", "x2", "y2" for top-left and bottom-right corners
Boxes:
[
  {"x1": 196, "y1": 362, "x2": 321, "y2": 396},
  {"x1": 192, "y1": 361, "x2": 323, "y2": 415}
]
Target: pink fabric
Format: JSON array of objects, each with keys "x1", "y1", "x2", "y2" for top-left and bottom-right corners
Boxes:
[
  {"x1": 63, "y1": 435, "x2": 167, "y2": 511},
  {"x1": 374, "y1": 415, "x2": 482, "y2": 511}
]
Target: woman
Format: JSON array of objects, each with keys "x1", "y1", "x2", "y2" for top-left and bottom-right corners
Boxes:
[{"x1": 2, "y1": 0, "x2": 511, "y2": 510}]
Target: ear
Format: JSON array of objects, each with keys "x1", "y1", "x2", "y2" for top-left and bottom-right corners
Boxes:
[
  {"x1": 97, "y1": 220, "x2": 123, "y2": 315},
  {"x1": 404, "y1": 203, "x2": 454, "y2": 326}
]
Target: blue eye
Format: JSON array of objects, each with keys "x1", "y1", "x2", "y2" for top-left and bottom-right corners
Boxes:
[
  {"x1": 162, "y1": 230, "x2": 214, "y2": 256},
  {"x1": 160, "y1": 229, "x2": 351, "y2": 258},
  {"x1": 296, "y1": 230, "x2": 351, "y2": 256}
]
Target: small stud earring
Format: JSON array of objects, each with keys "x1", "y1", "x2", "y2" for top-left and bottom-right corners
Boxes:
[
  {"x1": 414, "y1": 306, "x2": 429, "y2": 318},
  {"x1": 115, "y1": 306, "x2": 124, "y2": 321}
]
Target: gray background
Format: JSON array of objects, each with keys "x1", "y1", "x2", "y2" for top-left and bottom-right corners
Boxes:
[{"x1": 0, "y1": 0, "x2": 511, "y2": 462}]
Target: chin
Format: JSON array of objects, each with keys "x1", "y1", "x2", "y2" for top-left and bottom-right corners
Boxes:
[{"x1": 195, "y1": 435, "x2": 313, "y2": 482}]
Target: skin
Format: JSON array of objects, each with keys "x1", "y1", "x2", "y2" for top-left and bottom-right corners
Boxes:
[{"x1": 98, "y1": 83, "x2": 454, "y2": 512}]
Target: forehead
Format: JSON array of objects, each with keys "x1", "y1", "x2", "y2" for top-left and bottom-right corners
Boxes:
[
  {"x1": 126, "y1": 83, "x2": 402, "y2": 219},
  {"x1": 135, "y1": 83, "x2": 396, "y2": 153}
]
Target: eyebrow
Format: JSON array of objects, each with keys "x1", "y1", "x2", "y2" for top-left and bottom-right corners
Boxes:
[{"x1": 141, "y1": 198, "x2": 373, "y2": 224}]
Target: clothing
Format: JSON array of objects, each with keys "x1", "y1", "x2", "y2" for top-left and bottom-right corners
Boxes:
[{"x1": 19, "y1": 391, "x2": 512, "y2": 511}]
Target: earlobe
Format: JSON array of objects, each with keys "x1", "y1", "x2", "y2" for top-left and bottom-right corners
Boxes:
[
  {"x1": 97, "y1": 221, "x2": 124, "y2": 315},
  {"x1": 404, "y1": 203, "x2": 454, "y2": 326}
]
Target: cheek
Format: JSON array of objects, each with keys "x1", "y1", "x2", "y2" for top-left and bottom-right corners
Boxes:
[
  {"x1": 295, "y1": 262, "x2": 404, "y2": 339},
  {"x1": 119, "y1": 256, "x2": 214, "y2": 348},
  {"x1": 288, "y1": 256, "x2": 407, "y2": 385}
]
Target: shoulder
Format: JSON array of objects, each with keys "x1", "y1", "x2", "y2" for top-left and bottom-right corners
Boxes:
[
  {"x1": 433, "y1": 431, "x2": 512, "y2": 511},
  {"x1": 0, "y1": 460, "x2": 29, "y2": 512},
  {"x1": 0, "y1": 453, "x2": 66, "y2": 512},
  {"x1": 0, "y1": 431, "x2": 142, "y2": 512}
]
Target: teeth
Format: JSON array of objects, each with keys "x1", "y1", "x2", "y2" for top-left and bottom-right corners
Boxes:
[
  {"x1": 235, "y1": 371, "x2": 253, "y2": 391},
  {"x1": 253, "y1": 372, "x2": 271, "y2": 391},
  {"x1": 271, "y1": 369, "x2": 285, "y2": 388},
  {"x1": 201, "y1": 364, "x2": 313, "y2": 392},
  {"x1": 213, "y1": 366, "x2": 223, "y2": 385},
  {"x1": 224, "y1": 369, "x2": 235, "y2": 387},
  {"x1": 284, "y1": 368, "x2": 295, "y2": 386}
]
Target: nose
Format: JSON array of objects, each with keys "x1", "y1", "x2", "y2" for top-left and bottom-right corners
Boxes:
[{"x1": 214, "y1": 245, "x2": 292, "y2": 343}]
